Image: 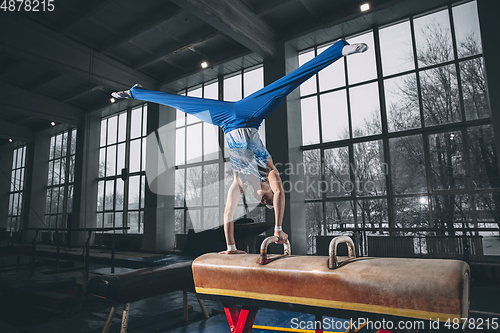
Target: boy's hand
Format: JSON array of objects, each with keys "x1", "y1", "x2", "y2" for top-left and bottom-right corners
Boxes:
[
  {"x1": 274, "y1": 230, "x2": 288, "y2": 244},
  {"x1": 218, "y1": 250, "x2": 247, "y2": 254}
]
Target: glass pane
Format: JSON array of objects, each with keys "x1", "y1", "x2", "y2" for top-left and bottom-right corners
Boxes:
[
  {"x1": 186, "y1": 209, "x2": 201, "y2": 232},
  {"x1": 390, "y1": 135, "x2": 427, "y2": 194},
  {"x1": 244, "y1": 67, "x2": 263, "y2": 97},
  {"x1": 117, "y1": 143, "x2": 126, "y2": 175},
  {"x1": 140, "y1": 175, "x2": 145, "y2": 209},
  {"x1": 186, "y1": 88, "x2": 203, "y2": 125},
  {"x1": 47, "y1": 161, "x2": 54, "y2": 186},
  {"x1": 175, "y1": 209, "x2": 185, "y2": 235},
  {"x1": 96, "y1": 213, "x2": 103, "y2": 229},
  {"x1": 129, "y1": 139, "x2": 141, "y2": 173},
  {"x1": 104, "y1": 213, "x2": 114, "y2": 230},
  {"x1": 303, "y1": 149, "x2": 321, "y2": 200},
  {"x1": 131, "y1": 107, "x2": 142, "y2": 139},
  {"x1": 143, "y1": 105, "x2": 147, "y2": 137},
  {"x1": 176, "y1": 109, "x2": 185, "y2": 127},
  {"x1": 204, "y1": 123, "x2": 219, "y2": 161},
  {"x1": 203, "y1": 164, "x2": 219, "y2": 206},
  {"x1": 105, "y1": 180, "x2": 114, "y2": 210},
  {"x1": 305, "y1": 202, "x2": 323, "y2": 254},
  {"x1": 432, "y1": 194, "x2": 471, "y2": 229},
  {"x1": 318, "y1": 44, "x2": 345, "y2": 91},
  {"x1": 20, "y1": 147, "x2": 26, "y2": 168},
  {"x1": 357, "y1": 199, "x2": 389, "y2": 235},
  {"x1": 53, "y1": 160, "x2": 60, "y2": 185},
  {"x1": 429, "y1": 131, "x2": 466, "y2": 190},
  {"x1": 461, "y1": 58, "x2": 489, "y2": 120},
  {"x1": 453, "y1": 1, "x2": 482, "y2": 58},
  {"x1": 187, "y1": 123, "x2": 202, "y2": 164},
  {"x1": 45, "y1": 189, "x2": 51, "y2": 214},
  {"x1": 300, "y1": 96, "x2": 320, "y2": 145},
  {"x1": 420, "y1": 65, "x2": 460, "y2": 126},
  {"x1": 118, "y1": 112, "x2": 127, "y2": 142},
  {"x1": 475, "y1": 193, "x2": 500, "y2": 233},
  {"x1": 379, "y1": 21, "x2": 414, "y2": 76},
  {"x1": 468, "y1": 125, "x2": 499, "y2": 190},
  {"x1": 353, "y1": 140, "x2": 386, "y2": 196},
  {"x1": 55, "y1": 134, "x2": 62, "y2": 159},
  {"x1": 186, "y1": 166, "x2": 202, "y2": 207},
  {"x1": 325, "y1": 201, "x2": 355, "y2": 231},
  {"x1": 414, "y1": 9, "x2": 453, "y2": 68},
  {"x1": 176, "y1": 128, "x2": 185, "y2": 165},
  {"x1": 69, "y1": 156, "x2": 75, "y2": 183},
  {"x1": 385, "y1": 73, "x2": 421, "y2": 132},
  {"x1": 298, "y1": 50, "x2": 317, "y2": 96},
  {"x1": 115, "y1": 212, "x2": 123, "y2": 230},
  {"x1": 395, "y1": 197, "x2": 430, "y2": 228},
  {"x1": 48, "y1": 137, "x2": 55, "y2": 160},
  {"x1": 224, "y1": 74, "x2": 242, "y2": 102},
  {"x1": 61, "y1": 131, "x2": 67, "y2": 157},
  {"x1": 99, "y1": 148, "x2": 106, "y2": 178},
  {"x1": 204, "y1": 81, "x2": 218, "y2": 100},
  {"x1": 97, "y1": 180, "x2": 104, "y2": 211},
  {"x1": 107, "y1": 116, "x2": 117, "y2": 145},
  {"x1": 57, "y1": 186, "x2": 64, "y2": 214},
  {"x1": 175, "y1": 169, "x2": 185, "y2": 207},
  {"x1": 320, "y1": 90, "x2": 349, "y2": 142},
  {"x1": 51, "y1": 187, "x2": 58, "y2": 213},
  {"x1": 324, "y1": 147, "x2": 351, "y2": 197},
  {"x1": 18, "y1": 168, "x2": 24, "y2": 191},
  {"x1": 128, "y1": 212, "x2": 139, "y2": 233},
  {"x1": 116, "y1": 179, "x2": 124, "y2": 211},
  {"x1": 106, "y1": 145, "x2": 116, "y2": 176},
  {"x1": 67, "y1": 185, "x2": 74, "y2": 213},
  {"x1": 128, "y1": 175, "x2": 140, "y2": 210},
  {"x1": 204, "y1": 207, "x2": 219, "y2": 230},
  {"x1": 71, "y1": 129, "x2": 77, "y2": 155},
  {"x1": 100, "y1": 119, "x2": 107, "y2": 146},
  {"x1": 346, "y1": 31, "x2": 377, "y2": 84},
  {"x1": 350, "y1": 82, "x2": 381, "y2": 137},
  {"x1": 142, "y1": 139, "x2": 146, "y2": 171}
]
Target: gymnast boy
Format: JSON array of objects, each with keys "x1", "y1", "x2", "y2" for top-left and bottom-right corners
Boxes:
[{"x1": 112, "y1": 39, "x2": 368, "y2": 254}]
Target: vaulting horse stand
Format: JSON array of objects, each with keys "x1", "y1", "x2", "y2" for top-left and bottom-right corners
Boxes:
[{"x1": 192, "y1": 236, "x2": 470, "y2": 333}]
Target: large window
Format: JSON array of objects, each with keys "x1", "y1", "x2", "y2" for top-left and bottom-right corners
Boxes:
[
  {"x1": 299, "y1": 1, "x2": 497, "y2": 253},
  {"x1": 97, "y1": 105, "x2": 148, "y2": 233},
  {"x1": 7, "y1": 146, "x2": 26, "y2": 234},
  {"x1": 45, "y1": 129, "x2": 77, "y2": 229},
  {"x1": 175, "y1": 66, "x2": 267, "y2": 236}
]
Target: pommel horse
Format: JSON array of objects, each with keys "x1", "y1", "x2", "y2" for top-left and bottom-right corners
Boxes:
[{"x1": 192, "y1": 236, "x2": 470, "y2": 333}]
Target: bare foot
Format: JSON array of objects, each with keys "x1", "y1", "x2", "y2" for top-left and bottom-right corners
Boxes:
[{"x1": 342, "y1": 43, "x2": 368, "y2": 56}]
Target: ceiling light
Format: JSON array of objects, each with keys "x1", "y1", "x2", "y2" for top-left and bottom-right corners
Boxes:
[
  {"x1": 8, "y1": 138, "x2": 13, "y2": 143},
  {"x1": 360, "y1": 3, "x2": 370, "y2": 11},
  {"x1": 110, "y1": 97, "x2": 116, "y2": 103},
  {"x1": 51, "y1": 121, "x2": 56, "y2": 126},
  {"x1": 420, "y1": 197, "x2": 427, "y2": 204},
  {"x1": 201, "y1": 62, "x2": 208, "y2": 69}
]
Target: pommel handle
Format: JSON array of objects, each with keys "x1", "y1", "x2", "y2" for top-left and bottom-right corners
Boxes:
[
  {"x1": 259, "y1": 236, "x2": 291, "y2": 265},
  {"x1": 328, "y1": 236, "x2": 356, "y2": 269}
]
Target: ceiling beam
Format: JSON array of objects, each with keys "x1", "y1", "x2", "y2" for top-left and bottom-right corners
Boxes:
[
  {"x1": 254, "y1": 0, "x2": 299, "y2": 17},
  {"x1": 0, "y1": 14, "x2": 158, "y2": 91},
  {"x1": 29, "y1": 72, "x2": 63, "y2": 92},
  {"x1": 59, "y1": 0, "x2": 116, "y2": 34},
  {"x1": 61, "y1": 85, "x2": 104, "y2": 103},
  {"x1": 0, "y1": 120, "x2": 35, "y2": 142},
  {"x1": 133, "y1": 31, "x2": 219, "y2": 70},
  {"x1": 0, "y1": 81, "x2": 83, "y2": 125},
  {"x1": 170, "y1": 0, "x2": 277, "y2": 59},
  {"x1": 299, "y1": 0, "x2": 322, "y2": 20},
  {"x1": 100, "y1": 6, "x2": 183, "y2": 53}
]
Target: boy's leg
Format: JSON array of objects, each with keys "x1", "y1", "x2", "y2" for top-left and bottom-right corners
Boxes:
[
  {"x1": 236, "y1": 39, "x2": 367, "y2": 124},
  {"x1": 112, "y1": 85, "x2": 234, "y2": 126}
]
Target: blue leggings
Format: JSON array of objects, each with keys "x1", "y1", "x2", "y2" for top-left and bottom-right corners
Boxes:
[{"x1": 130, "y1": 39, "x2": 348, "y2": 133}]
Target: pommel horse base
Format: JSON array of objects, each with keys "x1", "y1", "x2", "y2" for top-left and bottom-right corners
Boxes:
[{"x1": 192, "y1": 236, "x2": 470, "y2": 333}]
